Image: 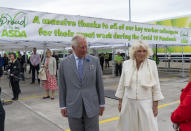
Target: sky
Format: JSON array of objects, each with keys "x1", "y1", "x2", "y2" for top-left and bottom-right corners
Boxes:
[{"x1": 0, "y1": 0, "x2": 191, "y2": 22}]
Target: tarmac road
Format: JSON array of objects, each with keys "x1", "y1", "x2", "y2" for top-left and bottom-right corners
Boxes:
[{"x1": 1, "y1": 71, "x2": 188, "y2": 131}]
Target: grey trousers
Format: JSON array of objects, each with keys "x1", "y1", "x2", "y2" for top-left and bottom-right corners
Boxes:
[{"x1": 68, "y1": 103, "x2": 99, "y2": 131}]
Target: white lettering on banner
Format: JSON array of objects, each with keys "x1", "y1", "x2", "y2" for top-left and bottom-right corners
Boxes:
[{"x1": 0, "y1": 7, "x2": 190, "y2": 45}]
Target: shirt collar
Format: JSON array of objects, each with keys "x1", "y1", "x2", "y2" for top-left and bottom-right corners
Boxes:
[
  {"x1": 73, "y1": 52, "x2": 78, "y2": 60},
  {"x1": 73, "y1": 53, "x2": 85, "y2": 60}
]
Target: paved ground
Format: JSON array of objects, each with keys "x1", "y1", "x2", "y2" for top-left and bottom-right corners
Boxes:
[{"x1": 1, "y1": 70, "x2": 189, "y2": 131}]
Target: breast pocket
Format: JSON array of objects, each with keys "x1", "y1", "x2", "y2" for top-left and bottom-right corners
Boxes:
[{"x1": 86, "y1": 65, "x2": 96, "y2": 81}]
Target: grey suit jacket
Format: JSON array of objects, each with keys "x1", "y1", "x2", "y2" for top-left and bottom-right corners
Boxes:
[{"x1": 59, "y1": 54, "x2": 105, "y2": 118}]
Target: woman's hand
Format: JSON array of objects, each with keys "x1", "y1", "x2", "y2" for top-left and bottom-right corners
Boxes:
[
  {"x1": 153, "y1": 101, "x2": 158, "y2": 117},
  {"x1": 118, "y1": 99, "x2": 122, "y2": 112}
]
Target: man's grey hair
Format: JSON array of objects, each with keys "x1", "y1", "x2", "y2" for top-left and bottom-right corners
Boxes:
[{"x1": 71, "y1": 34, "x2": 87, "y2": 47}]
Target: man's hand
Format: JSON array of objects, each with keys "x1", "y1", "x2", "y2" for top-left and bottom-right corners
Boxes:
[
  {"x1": 61, "y1": 109, "x2": 67, "y2": 117},
  {"x1": 99, "y1": 107, "x2": 105, "y2": 116}
]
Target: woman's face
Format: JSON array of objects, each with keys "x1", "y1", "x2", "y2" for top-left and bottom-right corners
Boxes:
[
  {"x1": 135, "y1": 47, "x2": 147, "y2": 63},
  {"x1": 47, "y1": 51, "x2": 51, "y2": 57},
  {"x1": 10, "y1": 54, "x2": 15, "y2": 61}
]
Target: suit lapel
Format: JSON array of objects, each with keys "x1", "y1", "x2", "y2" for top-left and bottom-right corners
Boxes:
[{"x1": 70, "y1": 54, "x2": 81, "y2": 81}]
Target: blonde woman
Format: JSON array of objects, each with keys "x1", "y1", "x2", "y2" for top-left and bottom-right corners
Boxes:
[
  {"x1": 115, "y1": 40, "x2": 164, "y2": 131},
  {"x1": 43, "y1": 49, "x2": 58, "y2": 100}
]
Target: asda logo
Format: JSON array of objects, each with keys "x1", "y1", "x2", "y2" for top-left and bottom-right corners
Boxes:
[
  {"x1": 0, "y1": 11, "x2": 27, "y2": 27},
  {"x1": 1, "y1": 29, "x2": 27, "y2": 38}
]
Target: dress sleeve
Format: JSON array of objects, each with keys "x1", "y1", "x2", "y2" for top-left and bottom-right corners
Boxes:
[{"x1": 152, "y1": 62, "x2": 164, "y2": 101}]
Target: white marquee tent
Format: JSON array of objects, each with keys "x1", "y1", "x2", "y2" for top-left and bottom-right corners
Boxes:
[{"x1": 0, "y1": 7, "x2": 190, "y2": 51}]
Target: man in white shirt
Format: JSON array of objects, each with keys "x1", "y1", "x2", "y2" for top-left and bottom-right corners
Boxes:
[{"x1": 30, "y1": 48, "x2": 41, "y2": 84}]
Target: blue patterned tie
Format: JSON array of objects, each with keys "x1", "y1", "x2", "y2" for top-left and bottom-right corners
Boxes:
[{"x1": 78, "y1": 58, "x2": 83, "y2": 82}]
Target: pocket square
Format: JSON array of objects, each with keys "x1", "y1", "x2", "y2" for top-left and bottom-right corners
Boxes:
[{"x1": 89, "y1": 65, "x2": 95, "y2": 70}]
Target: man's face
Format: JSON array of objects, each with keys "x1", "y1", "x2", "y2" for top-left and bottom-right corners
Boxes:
[
  {"x1": 72, "y1": 38, "x2": 87, "y2": 58},
  {"x1": 10, "y1": 54, "x2": 15, "y2": 61},
  {"x1": 33, "y1": 48, "x2": 37, "y2": 54}
]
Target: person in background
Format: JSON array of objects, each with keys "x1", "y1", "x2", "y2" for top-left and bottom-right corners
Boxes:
[
  {"x1": 0, "y1": 54, "x2": 4, "y2": 68},
  {"x1": 153, "y1": 53, "x2": 160, "y2": 66},
  {"x1": 30, "y1": 48, "x2": 41, "y2": 84},
  {"x1": 22, "y1": 52, "x2": 27, "y2": 72},
  {"x1": 7, "y1": 53, "x2": 21, "y2": 100},
  {"x1": 8, "y1": 53, "x2": 11, "y2": 61},
  {"x1": 0, "y1": 59, "x2": 5, "y2": 131},
  {"x1": 59, "y1": 35, "x2": 105, "y2": 131},
  {"x1": 3, "y1": 53, "x2": 8, "y2": 71},
  {"x1": 27, "y1": 53, "x2": 32, "y2": 74},
  {"x1": 16, "y1": 51, "x2": 20, "y2": 58},
  {"x1": 18, "y1": 53, "x2": 25, "y2": 81},
  {"x1": 99, "y1": 53, "x2": 105, "y2": 71},
  {"x1": 28, "y1": 56, "x2": 32, "y2": 74},
  {"x1": 104, "y1": 53, "x2": 109, "y2": 68},
  {"x1": 114, "y1": 52, "x2": 123, "y2": 76},
  {"x1": 115, "y1": 40, "x2": 164, "y2": 131},
  {"x1": 43, "y1": 49, "x2": 57, "y2": 100},
  {"x1": 171, "y1": 65, "x2": 191, "y2": 131}
]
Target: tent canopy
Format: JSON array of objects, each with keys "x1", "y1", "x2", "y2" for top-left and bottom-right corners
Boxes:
[{"x1": 0, "y1": 7, "x2": 190, "y2": 50}]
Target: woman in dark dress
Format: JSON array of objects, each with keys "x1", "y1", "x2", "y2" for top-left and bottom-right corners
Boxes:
[{"x1": 7, "y1": 53, "x2": 21, "y2": 100}]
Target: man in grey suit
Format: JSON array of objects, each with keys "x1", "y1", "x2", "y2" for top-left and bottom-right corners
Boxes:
[{"x1": 59, "y1": 35, "x2": 105, "y2": 131}]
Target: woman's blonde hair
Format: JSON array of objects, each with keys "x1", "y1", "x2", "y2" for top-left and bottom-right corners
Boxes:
[{"x1": 129, "y1": 40, "x2": 153, "y2": 60}]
